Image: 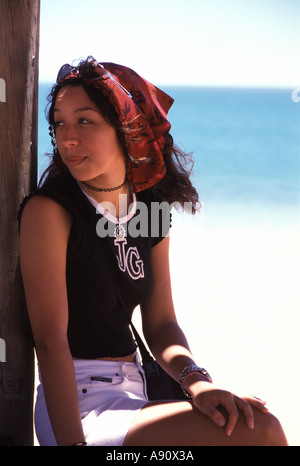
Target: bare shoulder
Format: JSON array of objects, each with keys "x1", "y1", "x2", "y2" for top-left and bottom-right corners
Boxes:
[
  {"x1": 22, "y1": 195, "x2": 70, "y2": 219},
  {"x1": 20, "y1": 195, "x2": 73, "y2": 272},
  {"x1": 20, "y1": 195, "x2": 72, "y2": 239}
]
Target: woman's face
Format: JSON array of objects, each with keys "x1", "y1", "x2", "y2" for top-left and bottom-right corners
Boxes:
[{"x1": 53, "y1": 85, "x2": 126, "y2": 185}]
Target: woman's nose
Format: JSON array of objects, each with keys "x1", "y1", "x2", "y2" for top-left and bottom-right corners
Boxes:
[{"x1": 60, "y1": 126, "x2": 80, "y2": 148}]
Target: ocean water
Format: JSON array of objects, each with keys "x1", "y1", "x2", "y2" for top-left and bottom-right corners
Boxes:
[
  {"x1": 37, "y1": 84, "x2": 300, "y2": 445},
  {"x1": 38, "y1": 84, "x2": 300, "y2": 206}
]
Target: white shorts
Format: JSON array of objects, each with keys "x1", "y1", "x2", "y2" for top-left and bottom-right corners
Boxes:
[{"x1": 35, "y1": 357, "x2": 149, "y2": 446}]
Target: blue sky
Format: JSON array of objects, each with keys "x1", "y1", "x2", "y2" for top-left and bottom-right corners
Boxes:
[{"x1": 39, "y1": 0, "x2": 299, "y2": 88}]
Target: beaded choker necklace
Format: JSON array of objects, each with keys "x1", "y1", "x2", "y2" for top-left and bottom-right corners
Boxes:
[{"x1": 82, "y1": 176, "x2": 127, "y2": 193}]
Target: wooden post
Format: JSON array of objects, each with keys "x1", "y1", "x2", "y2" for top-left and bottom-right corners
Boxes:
[{"x1": 0, "y1": 0, "x2": 40, "y2": 446}]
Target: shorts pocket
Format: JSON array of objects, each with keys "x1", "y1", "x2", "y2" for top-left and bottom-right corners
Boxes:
[
  {"x1": 77, "y1": 373, "x2": 124, "y2": 394},
  {"x1": 89, "y1": 373, "x2": 124, "y2": 387},
  {"x1": 77, "y1": 373, "x2": 125, "y2": 416}
]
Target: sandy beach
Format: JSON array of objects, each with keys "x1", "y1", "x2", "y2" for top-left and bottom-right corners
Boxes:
[{"x1": 165, "y1": 205, "x2": 300, "y2": 446}]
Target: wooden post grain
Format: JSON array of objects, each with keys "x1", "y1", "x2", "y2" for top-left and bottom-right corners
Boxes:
[{"x1": 0, "y1": 0, "x2": 40, "y2": 445}]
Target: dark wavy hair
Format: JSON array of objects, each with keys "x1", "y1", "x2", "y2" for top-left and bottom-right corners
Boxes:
[{"x1": 41, "y1": 72, "x2": 200, "y2": 213}]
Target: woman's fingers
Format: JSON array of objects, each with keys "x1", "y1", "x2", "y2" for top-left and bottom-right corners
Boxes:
[
  {"x1": 194, "y1": 388, "x2": 239, "y2": 435},
  {"x1": 202, "y1": 395, "x2": 253, "y2": 436},
  {"x1": 233, "y1": 396, "x2": 255, "y2": 431},
  {"x1": 243, "y1": 395, "x2": 269, "y2": 413},
  {"x1": 194, "y1": 386, "x2": 269, "y2": 436},
  {"x1": 219, "y1": 395, "x2": 240, "y2": 436}
]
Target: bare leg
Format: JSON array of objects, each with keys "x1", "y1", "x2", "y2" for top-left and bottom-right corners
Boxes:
[{"x1": 123, "y1": 400, "x2": 288, "y2": 446}]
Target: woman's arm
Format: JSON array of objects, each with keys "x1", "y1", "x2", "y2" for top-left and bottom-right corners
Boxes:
[
  {"x1": 20, "y1": 196, "x2": 85, "y2": 446},
  {"x1": 141, "y1": 236, "x2": 268, "y2": 436},
  {"x1": 141, "y1": 236, "x2": 197, "y2": 380}
]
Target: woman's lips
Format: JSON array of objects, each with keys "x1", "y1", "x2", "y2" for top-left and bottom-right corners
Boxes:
[{"x1": 65, "y1": 156, "x2": 87, "y2": 168}]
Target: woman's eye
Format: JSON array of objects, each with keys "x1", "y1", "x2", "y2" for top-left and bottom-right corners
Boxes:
[
  {"x1": 53, "y1": 118, "x2": 92, "y2": 129},
  {"x1": 53, "y1": 121, "x2": 64, "y2": 128}
]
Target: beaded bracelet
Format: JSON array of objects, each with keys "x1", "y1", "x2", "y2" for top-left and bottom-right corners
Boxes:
[{"x1": 179, "y1": 365, "x2": 212, "y2": 398}]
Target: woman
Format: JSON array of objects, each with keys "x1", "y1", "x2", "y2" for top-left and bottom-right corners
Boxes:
[{"x1": 19, "y1": 57, "x2": 288, "y2": 446}]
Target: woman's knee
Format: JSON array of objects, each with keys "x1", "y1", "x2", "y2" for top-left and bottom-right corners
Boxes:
[
  {"x1": 217, "y1": 404, "x2": 288, "y2": 446},
  {"x1": 254, "y1": 410, "x2": 288, "y2": 446}
]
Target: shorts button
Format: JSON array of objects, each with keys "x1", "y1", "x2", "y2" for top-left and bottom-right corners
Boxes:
[{"x1": 82, "y1": 388, "x2": 87, "y2": 393}]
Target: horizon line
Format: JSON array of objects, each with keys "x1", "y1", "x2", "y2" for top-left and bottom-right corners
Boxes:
[{"x1": 38, "y1": 80, "x2": 295, "y2": 92}]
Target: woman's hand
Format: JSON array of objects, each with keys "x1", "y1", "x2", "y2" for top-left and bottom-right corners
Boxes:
[{"x1": 189, "y1": 380, "x2": 268, "y2": 437}]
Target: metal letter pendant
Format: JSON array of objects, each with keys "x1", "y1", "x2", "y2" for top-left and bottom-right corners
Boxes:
[{"x1": 114, "y1": 224, "x2": 126, "y2": 241}]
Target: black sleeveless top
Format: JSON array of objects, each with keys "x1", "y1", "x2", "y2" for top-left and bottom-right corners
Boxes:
[{"x1": 19, "y1": 172, "x2": 170, "y2": 358}]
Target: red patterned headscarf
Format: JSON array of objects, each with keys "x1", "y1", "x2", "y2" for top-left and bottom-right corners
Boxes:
[{"x1": 56, "y1": 58, "x2": 174, "y2": 192}]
